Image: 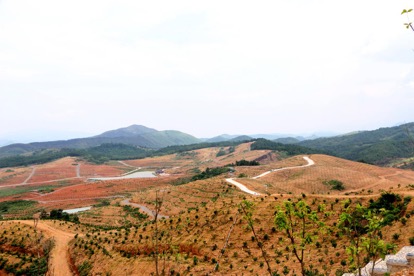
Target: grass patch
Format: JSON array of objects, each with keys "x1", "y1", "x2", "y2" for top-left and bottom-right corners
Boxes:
[
  {"x1": 0, "y1": 183, "x2": 70, "y2": 198},
  {"x1": 37, "y1": 187, "x2": 55, "y2": 194},
  {"x1": 0, "y1": 200, "x2": 37, "y2": 215}
]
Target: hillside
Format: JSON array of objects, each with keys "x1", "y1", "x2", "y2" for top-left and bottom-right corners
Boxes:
[
  {"x1": 299, "y1": 122, "x2": 414, "y2": 165},
  {"x1": 3, "y1": 144, "x2": 414, "y2": 275},
  {"x1": 0, "y1": 138, "x2": 318, "y2": 168},
  {"x1": 231, "y1": 154, "x2": 414, "y2": 195},
  {"x1": 0, "y1": 125, "x2": 201, "y2": 158}
]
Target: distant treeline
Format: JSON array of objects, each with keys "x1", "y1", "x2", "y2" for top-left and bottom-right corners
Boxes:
[
  {"x1": 251, "y1": 139, "x2": 321, "y2": 155},
  {"x1": 0, "y1": 138, "x2": 321, "y2": 168},
  {"x1": 0, "y1": 144, "x2": 149, "y2": 168},
  {"x1": 228, "y1": 159, "x2": 260, "y2": 166}
]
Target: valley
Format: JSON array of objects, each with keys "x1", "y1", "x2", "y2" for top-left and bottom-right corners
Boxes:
[{"x1": 1, "y1": 139, "x2": 414, "y2": 275}]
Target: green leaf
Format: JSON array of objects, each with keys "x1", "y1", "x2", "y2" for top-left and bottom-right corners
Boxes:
[
  {"x1": 402, "y1": 9, "x2": 407, "y2": 15},
  {"x1": 408, "y1": 9, "x2": 413, "y2": 13}
]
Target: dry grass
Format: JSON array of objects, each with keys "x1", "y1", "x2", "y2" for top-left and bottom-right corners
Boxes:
[
  {"x1": 67, "y1": 193, "x2": 414, "y2": 275},
  {"x1": 233, "y1": 154, "x2": 414, "y2": 196}
]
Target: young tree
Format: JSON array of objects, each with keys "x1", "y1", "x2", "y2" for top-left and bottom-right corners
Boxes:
[
  {"x1": 338, "y1": 202, "x2": 395, "y2": 275},
  {"x1": 240, "y1": 200, "x2": 274, "y2": 275},
  {"x1": 274, "y1": 199, "x2": 324, "y2": 276},
  {"x1": 362, "y1": 210, "x2": 395, "y2": 275},
  {"x1": 338, "y1": 202, "x2": 366, "y2": 275}
]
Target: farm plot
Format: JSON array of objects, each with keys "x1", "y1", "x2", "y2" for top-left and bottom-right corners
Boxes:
[
  {"x1": 123, "y1": 153, "x2": 196, "y2": 170},
  {"x1": 28, "y1": 157, "x2": 78, "y2": 183},
  {"x1": 0, "y1": 167, "x2": 33, "y2": 186},
  {"x1": 80, "y1": 162, "x2": 130, "y2": 178},
  {"x1": 33, "y1": 177, "x2": 175, "y2": 210}
]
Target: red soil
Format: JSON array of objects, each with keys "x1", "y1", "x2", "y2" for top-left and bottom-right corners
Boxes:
[{"x1": 29, "y1": 157, "x2": 78, "y2": 183}]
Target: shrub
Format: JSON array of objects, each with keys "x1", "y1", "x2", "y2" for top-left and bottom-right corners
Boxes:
[{"x1": 323, "y1": 180, "x2": 345, "y2": 191}]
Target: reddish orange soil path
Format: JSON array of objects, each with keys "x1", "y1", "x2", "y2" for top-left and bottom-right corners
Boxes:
[{"x1": 16, "y1": 220, "x2": 76, "y2": 276}]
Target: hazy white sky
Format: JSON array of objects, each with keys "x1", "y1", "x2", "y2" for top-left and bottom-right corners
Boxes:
[{"x1": 1, "y1": 0, "x2": 414, "y2": 141}]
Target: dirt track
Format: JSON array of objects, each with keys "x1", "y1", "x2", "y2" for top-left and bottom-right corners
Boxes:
[
  {"x1": 226, "y1": 156, "x2": 315, "y2": 195},
  {"x1": 16, "y1": 220, "x2": 76, "y2": 276},
  {"x1": 23, "y1": 167, "x2": 36, "y2": 184}
]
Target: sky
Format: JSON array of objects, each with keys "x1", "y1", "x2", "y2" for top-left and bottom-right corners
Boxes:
[{"x1": 1, "y1": 0, "x2": 414, "y2": 142}]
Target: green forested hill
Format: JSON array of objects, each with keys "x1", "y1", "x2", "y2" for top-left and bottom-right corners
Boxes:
[
  {"x1": 251, "y1": 139, "x2": 321, "y2": 155},
  {"x1": 0, "y1": 128, "x2": 200, "y2": 158},
  {"x1": 299, "y1": 123, "x2": 414, "y2": 165}
]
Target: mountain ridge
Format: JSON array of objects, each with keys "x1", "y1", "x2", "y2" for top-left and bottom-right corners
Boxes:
[
  {"x1": 299, "y1": 122, "x2": 414, "y2": 165},
  {"x1": 0, "y1": 125, "x2": 200, "y2": 158}
]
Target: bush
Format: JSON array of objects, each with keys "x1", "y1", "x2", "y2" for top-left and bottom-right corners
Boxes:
[
  {"x1": 216, "y1": 149, "x2": 227, "y2": 157},
  {"x1": 323, "y1": 180, "x2": 345, "y2": 191},
  {"x1": 191, "y1": 167, "x2": 230, "y2": 181}
]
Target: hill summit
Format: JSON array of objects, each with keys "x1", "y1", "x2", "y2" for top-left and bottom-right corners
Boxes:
[{"x1": 96, "y1": 125, "x2": 157, "y2": 138}]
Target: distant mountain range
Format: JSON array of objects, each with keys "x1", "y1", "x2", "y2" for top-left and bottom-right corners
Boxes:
[
  {"x1": 0, "y1": 125, "x2": 332, "y2": 158},
  {"x1": 1, "y1": 123, "x2": 413, "y2": 168},
  {"x1": 0, "y1": 125, "x2": 200, "y2": 158}
]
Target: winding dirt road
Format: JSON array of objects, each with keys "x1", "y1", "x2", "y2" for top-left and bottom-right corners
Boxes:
[
  {"x1": 16, "y1": 220, "x2": 76, "y2": 276},
  {"x1": 226, "y1": 156, "x2": 315, "y2": 196}
]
